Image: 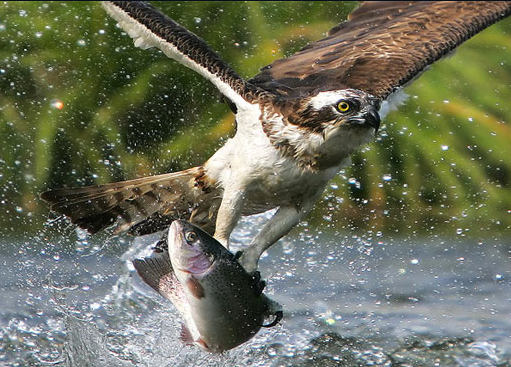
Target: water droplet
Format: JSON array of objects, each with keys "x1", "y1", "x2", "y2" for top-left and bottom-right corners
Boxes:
[
  {"x1": 410, "y1": 258, "x2": 419, "y2": 265},
  {"x1": 77, "y1": 39, "x2": 86, "y2": 47},
  {"x1": 194, "y1": 17, "x2": 201, "y2": 24},
  {"x1": 441, "y1": 145, "x2": 449, "y2": 151},
  {"x1": 382, "y1": 174, "x2": 392, "y2": 181},
  {"x1": 50, "y1": 99, "x2": 64, "y2": 110},
  {"x1": 35, "y1": 31, "x2": 43, "y2": 38}
]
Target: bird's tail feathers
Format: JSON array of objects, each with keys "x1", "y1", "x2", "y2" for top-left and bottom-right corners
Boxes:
[{"x1": 40, "y1": 167, "x2": 216, "y2": 235}]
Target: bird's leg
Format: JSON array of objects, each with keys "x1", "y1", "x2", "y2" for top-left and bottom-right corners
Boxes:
[
  {"x1": 238, "y1": 205, "x2": 302, "y2": 273},
  {"x1": 213, "y1": 187, "x2": 246, "y2": 249}
]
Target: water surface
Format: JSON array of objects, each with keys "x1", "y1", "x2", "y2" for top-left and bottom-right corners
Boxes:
[{"x1": 1, "y1": 217, "x2": 510, "y2": 366}]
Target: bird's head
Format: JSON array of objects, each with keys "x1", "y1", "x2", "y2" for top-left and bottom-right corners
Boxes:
[
  {"x1": 265, "y1": 89, "x2": 381, "y2": 169},
  {"x1": 291, "y1": 89, "x2": 381, "y2": 138}
]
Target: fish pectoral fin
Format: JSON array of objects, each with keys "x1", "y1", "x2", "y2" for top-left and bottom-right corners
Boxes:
[
  {"x1": 261, "y1": 310, "x2": 283, "y2": 328},
  {"x1": 186, "y1": 277, "x2": 205, "y2": 299},
  {"x1": 179, "y1": 324, "x2": 195, "y2": 346},
  {"x1": 151, "y1": 237, "x2": 168, "y2": 253},
  {"x1": 197, "y1": 337, "x2": 209, "y2": 351}
]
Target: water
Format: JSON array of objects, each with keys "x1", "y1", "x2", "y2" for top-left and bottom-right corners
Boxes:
[{"x1": 1, "y1": 217, "x2": 511, "y2": 366}]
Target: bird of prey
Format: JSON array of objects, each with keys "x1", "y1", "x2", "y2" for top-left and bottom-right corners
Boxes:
[{"x1": 41, "y1": 1, "x2": 511, "y2": 273}]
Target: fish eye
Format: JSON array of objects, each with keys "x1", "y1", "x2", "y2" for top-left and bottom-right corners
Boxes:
[
  {"x1": 336, "y1": 100, "x2": 351, "y2": 113},
  {"x1": 185, "y1": 231, "x2": 197, "y2": 243}
]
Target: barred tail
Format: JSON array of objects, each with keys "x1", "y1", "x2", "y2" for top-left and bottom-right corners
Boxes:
[{"x1": 40, "y1": 166, "x2": 219, "y2": 236}]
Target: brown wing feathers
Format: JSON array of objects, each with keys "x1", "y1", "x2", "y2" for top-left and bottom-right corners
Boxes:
[
  {"x1": 41, "y1": 168, "x2": 202, "y2": 235},
  {"x1": 250, "y1": 1, "x2": 511, "y2": 99}
]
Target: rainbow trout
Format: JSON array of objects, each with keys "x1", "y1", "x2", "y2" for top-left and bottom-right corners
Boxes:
[{"x1": 133, "y1": 220, "x2": 282, "y2": 353}]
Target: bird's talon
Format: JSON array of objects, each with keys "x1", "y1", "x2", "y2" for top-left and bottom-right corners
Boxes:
[
  {"x1": 233, "y1": 250, "x2": 243, "y2": 261},
  {"x1": 152, "y1": 238, "x2": 167, "y2": 253},
  {"x1": 237, "y1": 250, "x2": 259, "y2": 274},
  {"x1": 251, "y1": 270, "x2": 261, "y2": 283},
  {"x1": 254, "y1": 279, "x2": 266, "y2": 295},
  {"x1": 251, "y1": 270, "x2": 266, "y2": 295},
  {"x1": 261, "y1": 310, "x2": 283, "y2": 328}
]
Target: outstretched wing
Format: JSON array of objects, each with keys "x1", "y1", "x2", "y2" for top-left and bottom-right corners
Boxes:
[
  {"x1": 102, "y1": 1, "x2": 263, "y2": 109},
  {"x1": 250, "y1": 1, "x2": 511, "y2": 99}
]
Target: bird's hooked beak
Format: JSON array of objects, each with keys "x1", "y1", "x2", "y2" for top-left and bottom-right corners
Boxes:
[
  {"x1": 347, "y1": 105, "x2": 381, "y2": 134},
  {"x1": 363, "y1": 105, "x2": 381, "y2": 134}
]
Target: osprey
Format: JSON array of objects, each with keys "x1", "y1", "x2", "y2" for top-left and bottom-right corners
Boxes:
[{"x1": 41, "y1": 1, "x2": 511, "y2": 273}]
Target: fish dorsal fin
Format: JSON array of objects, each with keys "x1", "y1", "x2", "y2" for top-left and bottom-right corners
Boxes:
[
  {"x1": 132, "y1": 252, "x2": 174, "y2": 296},
  {"x1": 179, "y1": 323, "x2": 195, "y2": 346}
]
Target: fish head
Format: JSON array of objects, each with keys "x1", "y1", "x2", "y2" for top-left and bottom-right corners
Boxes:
[{"x1": 168, "y1": 220, "x2": 221, "y2": 280}]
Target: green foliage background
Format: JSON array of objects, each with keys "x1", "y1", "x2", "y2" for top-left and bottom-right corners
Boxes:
[{"x1": 1, "y1": 2, "x2": 511, "y2": 238}]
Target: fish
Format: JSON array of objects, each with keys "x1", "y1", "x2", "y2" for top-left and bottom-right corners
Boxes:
[{"x1": 132, "y1": 220, "x2": 283, "y2": 353}]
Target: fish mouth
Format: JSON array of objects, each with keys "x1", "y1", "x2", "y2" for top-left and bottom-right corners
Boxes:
[
  {"x1": 169, "y1": 220, "x2": 215, "y2": 275},
  {"x1": 170, "y1": 221, "x2": 198, "y2": 252},
  {"x1": 169, "y1": 220, "x2": 185, "y2": 247}
]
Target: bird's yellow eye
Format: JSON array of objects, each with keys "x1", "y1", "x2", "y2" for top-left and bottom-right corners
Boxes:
[
  {"x1": 185, "y1": 231, "x2": 197, "y2": 242},
  {"x1": 337, "y1": 101, "x2": 351, "y2": 113}
]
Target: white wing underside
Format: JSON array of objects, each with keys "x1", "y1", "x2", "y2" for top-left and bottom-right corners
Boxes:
[
  {"x1": 101, "y1": 2, "x2": 251, "y2": 110},
  {"x1": 379, "y1": 89, "x2": 409, "y2": 119}
]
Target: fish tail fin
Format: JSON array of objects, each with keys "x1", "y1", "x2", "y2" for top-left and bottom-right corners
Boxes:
[{"x1": 41, "y1": 166, "x2": 217, "y2": 235}]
